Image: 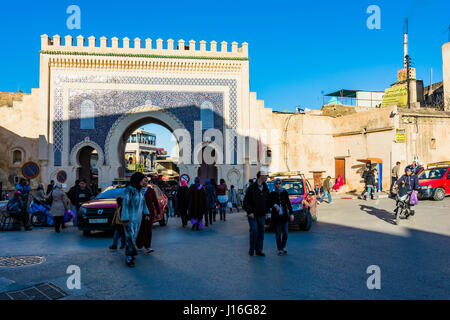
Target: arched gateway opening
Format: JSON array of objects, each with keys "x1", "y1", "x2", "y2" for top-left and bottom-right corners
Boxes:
[
  {"x1": 77, "y1": 146, "x2": 98, "y2": 187},
  {"x1": 118, "y1": 117, "x2": 179, "y2": 179},
  {"x1": 103, "y1": 105, "x2": 190, "y2": 187}
]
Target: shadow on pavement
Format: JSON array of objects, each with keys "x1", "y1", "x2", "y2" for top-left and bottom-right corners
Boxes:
[{"x1": 359, "y1": 204, "x2": 397, "y2": 225}]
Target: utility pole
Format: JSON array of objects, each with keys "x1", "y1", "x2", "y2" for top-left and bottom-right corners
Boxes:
[
  {"x1": 404, "y1": 19, "x2": 411, "y2": 109},
  {"x1": 406, "y1": 54, "x2": 411, "y2": 109}
]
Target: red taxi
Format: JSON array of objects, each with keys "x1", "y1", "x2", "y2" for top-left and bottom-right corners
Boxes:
[
  {"x1": 77, "y1": 184, "x2": 169, "y2": 236},
  {"x1": 417, "y1": 161, "x2": 450, "y2": 201}
]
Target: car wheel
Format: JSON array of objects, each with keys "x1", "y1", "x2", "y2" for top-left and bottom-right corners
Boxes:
[
  {"x1": 159, "y1": 209, "x2": 168, "y2": 226},
  {"x1": 299, "y1": 210, "x2": 312, "y2": 231},
  {"x1": 433, "y1": 188, "x2": 445, "y2": 201},
  {"x1": 82, "y1": 230, "x2": 91, "y2": 236}
]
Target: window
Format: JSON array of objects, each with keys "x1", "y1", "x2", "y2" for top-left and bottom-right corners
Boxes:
[
  {"x1": 200, "y1": 101, "x2": 214, "y2": 130},
  {"x1": 13, "y1": 150, "x2": 22, "y2": 164},
  {"x1": 80, "y1": 100, "x2": 95, "y2": 129}
]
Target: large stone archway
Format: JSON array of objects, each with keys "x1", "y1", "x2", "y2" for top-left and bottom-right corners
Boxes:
[{"x1": 101, "y1": 104, "x2": 192, "y2": 187}]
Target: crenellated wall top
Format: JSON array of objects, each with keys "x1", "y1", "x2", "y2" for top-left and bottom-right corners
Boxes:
[{"x1": 40, "y1": 35, "x2": 249, "y2": 60}]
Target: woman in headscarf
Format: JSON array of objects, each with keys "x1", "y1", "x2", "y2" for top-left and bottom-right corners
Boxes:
[
  {"x1": 175, "y1": 179, "x2": 190, "y2": 227},
  {"x1": 332, "y1": 175, "x2": 344, "y2": 192},
  {"x1": 49, "y1": 182, "x2": 71, "y2": 233},
  {"x1": 136, "y1": 177, "x2": 161, "y2": 254},
  {"x1": 121, "y1": 172, "x2": 150, "y2": 267},
  {"x1": 187, "y1": 177, "x2": 207, "y2": 231},
  {"x1": 268, "y1": 178, "x2": 294, "y2": 256}
]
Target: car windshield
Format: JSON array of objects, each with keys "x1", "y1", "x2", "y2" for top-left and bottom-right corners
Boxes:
[
  {"x1": 418, "y1": 168, "x2": 447, "y2": 180},
  {"x1": 96, "y1": 188, "x2": 125, "y2": 199},
  {"x1": 266, "y1": 179, "x2": 304, "y2": 195}
]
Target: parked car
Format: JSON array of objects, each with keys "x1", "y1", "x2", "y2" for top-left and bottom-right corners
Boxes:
[
  {"x1": 77, "y1": 184, "x2": 169, "y2": 236},
  {"x1": 265, "y1": 176, "x2": 314, "y2": 230},
  {"x1": 417, "y1": 162, "x2": 450, "y2": 201}
]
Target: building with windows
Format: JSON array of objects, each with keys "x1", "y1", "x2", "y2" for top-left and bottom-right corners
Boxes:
[
  {"x1": 125, "y1": 129, "x2": 157, "y2": 172},
  {"x1": 0, "y1": 35, "x2": 449, "y2": 193}
]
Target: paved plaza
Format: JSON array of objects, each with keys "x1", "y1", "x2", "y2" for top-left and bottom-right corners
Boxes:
[{"x1": 0, "y1": 197, "x2": 449, "y2": 300}]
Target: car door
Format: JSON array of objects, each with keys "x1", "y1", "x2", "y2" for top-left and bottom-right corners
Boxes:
[{"x1": 446, "y1": 168, "x2": 450, "y2": 194}]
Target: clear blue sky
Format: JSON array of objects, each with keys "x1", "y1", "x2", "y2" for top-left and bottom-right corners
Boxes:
[{"x1": 1, "y1": 0, "x2": 448, "y2": 113}]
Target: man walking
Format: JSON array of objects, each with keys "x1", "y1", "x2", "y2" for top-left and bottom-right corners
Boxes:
[
  {"x1": 390, "y1": 161, "x2": 401, "y2": 198},
  {"x1": 243, "y1": 168, "x2": 271, "y2": 257},
  {"x1": 360, "y1": 163, "x2": 371, "y2": 199},
  {"x1": 318, "y1": 176, "x2": 332, "y2": 204},
  {"x1": 269, "y1": 178, "x2": 294, "y2": 255},
  {"x1": 204, "y1": 179, "x2": 217, "y2": 226}
]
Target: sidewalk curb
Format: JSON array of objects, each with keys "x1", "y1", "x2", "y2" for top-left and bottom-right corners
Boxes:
[{"x1": 336, "y1": 194, "x2": 389, "y2": 200}]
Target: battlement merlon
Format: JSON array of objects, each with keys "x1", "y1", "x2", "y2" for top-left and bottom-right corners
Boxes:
[{"x1": 40, "y1": 35, "x2": 249, "y2": 59}]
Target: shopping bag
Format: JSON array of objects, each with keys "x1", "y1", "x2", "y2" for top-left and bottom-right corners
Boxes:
[
  {"x1": 409, "y1": 192, "x2": 419, "y2": 205},
  {"x1": 227, "y1": 201, "x2": 233, "y2": 208}
]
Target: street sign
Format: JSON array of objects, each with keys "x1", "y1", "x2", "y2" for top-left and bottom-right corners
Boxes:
[
  {"x1": 395, "y1": 128, "x2": 406, "y2": 143},
  {"x1": 180, "y1": 174, "x2": 190, "y2": 184},
  {"x1": 21, "y1": 162, "x2": 40, "y2": 179},
  {"x1": 56, "y1": 170, "x2": 68, "y2": 183}
]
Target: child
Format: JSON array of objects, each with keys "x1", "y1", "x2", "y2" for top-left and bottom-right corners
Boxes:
[{"x1": 109, "y1": 196, "x2": 125, "y2": 250}]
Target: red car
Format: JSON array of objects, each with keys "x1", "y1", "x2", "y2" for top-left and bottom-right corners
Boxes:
[
  {"x1": 77, "y1": 184, "x2": 169, "y2": 236},
  {"x1": 417, "y1": 162, "x2": 450, "y2": 201}
]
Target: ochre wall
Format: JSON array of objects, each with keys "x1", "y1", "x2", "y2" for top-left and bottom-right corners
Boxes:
[{"x1": 0, "y1": 89, "x2": 42, "y2": 190}]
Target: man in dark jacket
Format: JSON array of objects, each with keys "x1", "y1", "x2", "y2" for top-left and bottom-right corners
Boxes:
[
  {"x1": 395, "y1": 165, "x2": 420, "y2": 218},
  {"x1": 243, "y1": 168, "x2": 271, "y2": 257},
  {"x1": 204, "y1": 179, "x2": 217, "y2": 226},
  {"x1": 269, "y1": 178, "x2": 294, "y2": 255},
  {"x1": 360, "y1": 163, "x2": 371, "y2": 199},
  {"x1": 365, "y1": 170, "x2": 377, "y2": 200},
  {"x1": 74, "y1": 179, "x2": 94, "y2": 212},
  {"x1": 46, "y1": 180, "x2": 55, "y2": 196}
]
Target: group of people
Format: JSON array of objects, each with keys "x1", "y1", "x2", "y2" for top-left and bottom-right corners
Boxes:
[
  {"x1": 5, "y1": 178, "x2": 95, "y2": 233},
  {"x1": 173, "y1": 177, "x2": 240, "y2": 231},
  {"x1": 242, "y1": 168, "x2": 317, "y2": 257}
]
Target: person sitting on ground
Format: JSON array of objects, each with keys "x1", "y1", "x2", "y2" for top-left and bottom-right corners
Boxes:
[
  {"x1": 7, "y1": 191, "x2": 32, "y2": 231},
  {"x1": 332, "y1": 175, "x2": 344, "y2": 192}
]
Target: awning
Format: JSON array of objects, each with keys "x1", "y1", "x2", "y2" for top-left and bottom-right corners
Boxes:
[
  {"x1": 357, "y1": 158, "x2": 383, "y2": 163},
  {"x1": 324, "y1": 89, "x2": 358, "y2": 98}
]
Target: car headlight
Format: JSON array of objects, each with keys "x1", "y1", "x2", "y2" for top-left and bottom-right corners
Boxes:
[{"x1": 292, "y1": 204, "x2": 302, "y2": 211}]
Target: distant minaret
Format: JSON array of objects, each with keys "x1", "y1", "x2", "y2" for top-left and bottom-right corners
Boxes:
[{"x1": 403, "y1": 19, "x2": 408, "y2": 68}]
